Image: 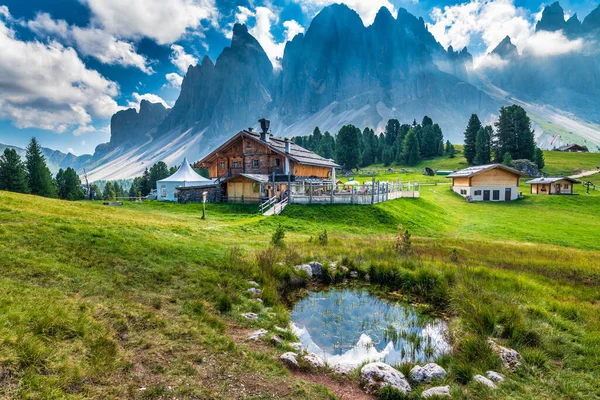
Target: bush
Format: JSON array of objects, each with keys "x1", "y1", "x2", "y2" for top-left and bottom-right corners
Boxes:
[
  {"x1": 271, "y1": 224, "x2": 286, "y2": 248},
  {"x1": 394, "y1": 225, "x2": 412, "y2": 256},
  {"x1": 377, "y1": 386, "x2": 410, "y2": 400},
  {"x1": 318, "y1": 229, "x2": 328, "y2": 245},
  {"x1": 216, "y1": 295, "x2": 232, "y2": 314}
]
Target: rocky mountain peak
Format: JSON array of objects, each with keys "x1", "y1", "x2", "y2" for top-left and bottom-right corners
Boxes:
[
  {"x1": 582, "y1": 4, "x2": 600, "y2": 32},
  {"x1": 535, "y1": 2, "x2": 566, "y2": 32},
  {"x1": 373, "y1": 6, "x2": 395, "y2": 26},
  {"x1": 492, "y1": 36, "x2": 518, "y2": 59}
]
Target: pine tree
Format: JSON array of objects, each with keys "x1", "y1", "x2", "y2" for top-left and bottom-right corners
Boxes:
[
  {"x1": 103, "y1": 182, "x2": 115, "y2": 200},
  {"x1": 494, "y1": 105, "x2": 535, "y2": 161},
  {"x1": 25, "y1": 138, "x2": 56, "y2": 197},
  {"x1": 534, "y1": 148, "x2": 545, "y2": 170},
  {"x1": 464, "y1": 114, "x2": 482, "y2": 164},
  {"x1": 401, "y1": 129, "x2": 421, "y2": 165},
  {"x1": 140, "y1": 168, "x2": 151, "y2": 196},
  {"x1": 433, "y1": 124, "x2": 444, "y2": 156},
  {"x1": 445, "y1": 141, "x2": 456, "y2": 158},
  {"x1": 502, "y1": 152, "x2": 513, "y2": 166},
  {"x1": 422, "y1": 116, "x2": 433, "y2": 127},
  {"x1": 0, "y1": 148, "x2": 29, "y2": 193},
  {"x1": 56, "y1": 167, "x2": 84, "y2": 200},
  {"x1": 474, "y1": 126, "x2": 492, "y2": 165},
  {"x1": 384, "y1": 119, "x2": 401, "y2": 147},
  {"x1": 149, "y1": 161, "x2": 170, "y2": 190},
  {"x1": 335, "y1": 125, "x2": 361, "y2": 170}
]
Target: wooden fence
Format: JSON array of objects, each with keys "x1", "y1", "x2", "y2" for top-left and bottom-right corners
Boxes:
[{"x1": 289, "y1": 180, "x2": 419, "y2": 205}]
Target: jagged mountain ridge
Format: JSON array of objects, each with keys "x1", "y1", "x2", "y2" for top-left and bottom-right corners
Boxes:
[{"x1": 0, "y1": 143, "x2": 92, "y2": 175}]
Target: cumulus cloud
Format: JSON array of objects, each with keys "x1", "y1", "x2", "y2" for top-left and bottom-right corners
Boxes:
[
  {"x1": 521, "y1": 30, "x2": 584, "y2": 57},
  {"x1": 169, "y1": 44, "x2": 198, "y2": 74},
  {"x1": 28, "y1": 12, "x2": 153, "y2": 74},
  {"x1": 293, "y1": 0, "x2": 395, "y2": 25},
  {"x1": 81, "y1": 0, "x2": 218, "y2": 45},
  {"x1": 0, "y1": 11, "x2": 120, "y2": 133},
  {"x1": 165, "y1": 72, "x2": 184, "y2": 88},
  {"x1": 127, "y1": 93, "x2": 170, "y2": 111}
]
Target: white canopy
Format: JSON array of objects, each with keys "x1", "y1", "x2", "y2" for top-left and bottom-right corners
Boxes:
[
  {"x1": 157, "y1": 157, "x2": 212, "y2": 201},
  {"x1": 344, "y1": 180, "x2": 361, "y2": 186}
]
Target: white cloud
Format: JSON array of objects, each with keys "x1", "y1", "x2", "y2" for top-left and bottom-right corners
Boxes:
[
  {"x1": 165, "y1": 72, "x2": 184, "y2": 88},
  {"x1": 127, "y1": 93, "x2": 170, "y2": 111},
  {"x1": 283, "y1": 20, "x2": 304, "y2": 42},
  {"x1": 73, "y1": 124, "x2": 97, "y2": 136},
  {"x1": 81, "y1": 0, "x2": 219, "y2": 45},
  {"x1": 293, "y1": 0, "x2": 395, "y2": 26},
  {"x1": 67, "y1": 147, "x2": 74, "y2": 153},
  {"x1": 473, "y1": 52, "x2": 509, "y2": 69},
  {"x1": 235, "y1": 6, "x2": 254, "y2": 25},
  {"x1": 169, "y1": 44, "x2": 198, "y2": 74},
  {"x1": 28, "y1": 12, "x2": 153, "y2": 74},
  {"x1": 0, "y1": 11, "x2": 120, "y2": 133},
  {"x1": 521, "y1": 30, "x2": 583, "y2": 57}
]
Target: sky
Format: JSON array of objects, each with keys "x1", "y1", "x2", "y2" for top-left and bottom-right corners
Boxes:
[{"x1": 0, "y1": 0, "x2": 597, "y2": 155}]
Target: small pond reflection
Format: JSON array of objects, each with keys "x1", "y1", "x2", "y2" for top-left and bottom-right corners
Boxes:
[{"x1": 291, "y1": 288, "x2": 451, "y2": 367}]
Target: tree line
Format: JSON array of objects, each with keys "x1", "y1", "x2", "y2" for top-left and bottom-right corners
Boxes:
[
  {"x1": 292, "y1": 117, "x2": 454, "y2": 170},
  {"x1": 463, "y1": 105, "x2": 544, "y2": 169}
]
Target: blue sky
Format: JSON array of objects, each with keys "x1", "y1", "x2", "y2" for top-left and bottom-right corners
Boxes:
[{"x1": 0, "y1": 0, "x2": 597, "y2": 155}]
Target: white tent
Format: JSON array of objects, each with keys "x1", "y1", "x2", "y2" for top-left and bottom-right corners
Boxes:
[{"x1": 156, "y1": 157, "x2": 213, "y2": 201}]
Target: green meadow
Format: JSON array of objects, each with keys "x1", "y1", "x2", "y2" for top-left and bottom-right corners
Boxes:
[{"x1": 1, "y1": 150, "x2": 599, "y2": 399}]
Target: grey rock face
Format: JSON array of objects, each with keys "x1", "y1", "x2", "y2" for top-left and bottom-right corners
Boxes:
[
  {"x1": 511, "y1": 159, "x2": 539, "y2": 177},
  {"x1": 294, "y1": 264, "x2": 313, "y2": 278},
  {"x1": 360, "y1": 362, "x2": 411, "y2": 395},
  {"x1": 241, "y1": 312, "x2": 258, "y2": 320},
  {"x1": 410, "y1": 363, "x2": 447, "y2": 383},
  {"x1": 422, "y1": 386, "x2": 451, "y2": 398},
  {"x1": 474, "y1": 374, "x2": 497, "y2": 388},
  {"x1": 280, "y1": 352, "x2": 299, "y2": 369},
  {"x1": 488, "y1": 340, "x2": 522, "y2": 370},
  {"x1": 247, "y1": 329, "x2": 268, "y2": 340},
  {"x1": 109, "y1": 100, "x2": 168, "y2": 148},
  {"x1": 301, "y1": 353, "x2": 326, "y2": 369},
  {"x1": 332, "y1": 363, "x2": 355, "y2": 376},
  {"x1": 247, "y1": 288, "x2": 262, "y2": 296},
  {"x1": 309, "y1": 262, "x2": 323, "y2": 277}
]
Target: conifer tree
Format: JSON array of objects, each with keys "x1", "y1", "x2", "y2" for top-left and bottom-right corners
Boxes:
[
  {"x1": 56, "y1": 167, "x2": 84, "y2": 200},
  {"x1": 534, "y1": 148, "x2": 545, "y2": 170},
  {"x1": 401, "y1": 129, "x2": 421, "y2": 165},
  {"x1": 336, "y1": 125, "x2": 361, "y2": 170},
  {"x1": 140, "y1": 168, "x2": 152, "y2": 196},
  {"x1": 494, "y1": 105, "x2": 535, "y2": 161},
  {"x1": 25, "y1": 138, "x2": 56, "y2": 197},
  {"x1": 464, "y1": 114, "x2": 482, "y2": 164},
  {"x1": 502, "y1": 152, "x2": 513, "y2": 166},
  {"x1": 0, "y1": 148, "x2": 29, "y2": 193},
  {"x1": 445, "y1": 141, "x2": 456, "y2": 158},
  {"x1": 474, "y1": 126, "x2": 492, "y2": 165},
  {"x1": 149, "y1": 161, "x2": 170, "y2": 190}
]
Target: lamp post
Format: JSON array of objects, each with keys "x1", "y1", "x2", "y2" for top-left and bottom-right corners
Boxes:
[{"x1": 202, "y1": 191, "x2": 208, "y2": 219}]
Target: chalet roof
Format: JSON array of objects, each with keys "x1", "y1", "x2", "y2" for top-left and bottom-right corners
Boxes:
[
  {"x1": 157, "y1": 157, "x2": 212, "y2": 183},
  {"x1": 557, "y1": 144, "x2": 588, "y2": 151},
  {"x1": 222, "y1": 173, "x2": 269, "y2": 183},
  {"x1": 446, "y1": 163, "x2": 526, "y2": 178},
  {"x1": 198, "y1": 130, "x2": 340, "y2": 169},
  {"x1": 526, "y1": 177, "x2": 579, "y2": 184}
]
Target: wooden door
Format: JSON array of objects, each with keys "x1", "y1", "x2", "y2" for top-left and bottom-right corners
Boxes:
[
  {"x1": 505, "y1": 188, "x2": 511, "y2": 201},
  {"x1": 483, "y1": 190, "x2": 490, "y2": 201}
]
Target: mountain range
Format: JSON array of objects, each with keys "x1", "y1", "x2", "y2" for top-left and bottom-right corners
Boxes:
[{"x1": 22, "y1": 2, "x2": 600, "y2": 180}]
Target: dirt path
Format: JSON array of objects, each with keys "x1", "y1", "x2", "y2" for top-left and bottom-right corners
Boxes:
[
  {"x1": 291, "y1": 370, "x2": 375, "y2": 400},
  {"x1": 570, "y1": 169, "x2": 600, "y2": 179}
]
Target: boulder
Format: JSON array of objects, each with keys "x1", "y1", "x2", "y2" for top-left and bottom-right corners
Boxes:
[
  {"x1": 301, "y1": 353, "x2": 326, "y2": 369},
  {"x1": 473, "y1": 374, "x2": 496, "y2": 388},
  {"x1": 332, "y1": 363, "x2": 356, "y2": 376},
  {"x1": 410, "y1": 363, "x2": 447, "y2": 383},
  {"x1": 488, "y1": 340, "x2": 522, "y2": 369},
  {"x1": 271, "y1": 335, "x2": 283, "y2": 346},
  {"x1": 309, "y1": 261, "x2": 323, "y2": 277},
  {"x1": 294, "y1": 264, "x2": 313, "y2": 278},
  {"x1": 241, "y1": 312, "x2": 258, "y2": 320},
  {"x1": 247, "y1": 329, "x2": 268, "y2": 340},
  {"x1": 247, "y1": 288, "x2": 262, "y2": 296},
  {"x1": 247, "y1": 280, "x2": 260, "y2": 287},
  {"x1": 422, "y1": 386, "x2": 451, "y2": 398},
  {"x1": 486, "y1": 371, "x2": 504, "y2": 383},
  {"x1": 360, "y1": 362, "x2": 411, "y2": 395},
  {"x1": 289, "y1": 342, "x2": 303, "y2": 352},
  {"x1": 511, "y1": 159, "x2": 539, "y2": 177},
  {"x1": 349, "y1": 271, "x2": 358, "y2": 279},
  {"x1": 280, "y1": 352, "x2": 299, "y2": 369}
]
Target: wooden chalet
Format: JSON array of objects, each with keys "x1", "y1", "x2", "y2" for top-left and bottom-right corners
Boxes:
[
  {"x1": 525, "y1": 177, "x2": 579, "y2": 195},
  {"x1": 556, "y1": 144, "x2": 588, "y2": 152},
  {"x1": 446, "y1": 164, "x2": 526, "y2": 202},
  {"x1": 195, "y1": 119, "x2": 340, "y2": 203}
]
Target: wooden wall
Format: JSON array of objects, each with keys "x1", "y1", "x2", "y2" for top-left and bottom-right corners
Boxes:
[
  {"x1": 452, "y1": 177, "x2": 470, "y2": 187},
  {"x1": 471, "y1": 168, "x2": 519, "y2": 187},
  {"x1": 293, "y1": 162, "x2": 331, "y2": 178}
]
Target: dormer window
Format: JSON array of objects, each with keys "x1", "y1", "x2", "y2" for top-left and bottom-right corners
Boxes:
[
  {"x1": 275, "y1": 158, "x2": 280, "y2": 167},
  {"x1": 247, "y1": 142, "x2": 252, "y2": 148},
  {"x1": 253, "y1": 159, "x2": 259, "y2": 168},
  {"x1": 219, "y1": 161, "x2": 225, "y2": 169}
]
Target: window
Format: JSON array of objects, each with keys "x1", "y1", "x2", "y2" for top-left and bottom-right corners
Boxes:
[
  {"x1": 253, "y1": 183, "x2": 260, "y2": 193},
  {"x1": 246, "y1": 141, "x2": 252, "y2": 148},
  {"x1": 160, "y1": 186, "x2": 166, "y2": 198},
  {"x1": 493, "y1": 190, "x2": 500, "y2": 201},
  {"x1": 219, "y1": 161, "x2": 225, "y2": 169},
  {"x1": 474, "y1": 190, "x2": 482, "y2": 196},
  {"x1": 563, "y1": 184, "x2": 569, "y2": 189},
  {"x1": 460, "y1": 189, "x2": 467, "y2": 195},
  {"x1": 233, "y1": 161, "x2": 239, "y2": 168},
  {"x1": 252, "y1": 159, "x2": 259, "y2": 168},
  {"x1": 275, "y1": 158, "x2": 281, "y2": 167}
]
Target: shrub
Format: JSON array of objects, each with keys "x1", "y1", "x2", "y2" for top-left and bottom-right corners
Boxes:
[
  {"x1": 318, "y1": 229, "x2": 328, "y2": 245},
  {"x1": 216, "y1": 295, "x2": 232, "y2": 314},
  {"x1": 183, "y1": 300, "x2": 205, "y2": 316},
  {"x1": 394, "y1": 225, "x2": 412, "y2": 256},
  {"x1": 377, "y1": 386, "x2": 410, "y2": 400},
  {"x1": 261, "y1": 285, "x2": 278, "y2": 307},
  {"x1": 521, "y1": 348, "x2": 549, "y2": 369},
  {"x1": 271, "y1": 224, "x2": 286, "y2": 248}
]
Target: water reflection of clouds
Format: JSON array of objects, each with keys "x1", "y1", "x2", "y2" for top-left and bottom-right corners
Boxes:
[{"x1": 290, "y1": 288, "x2": 451, "y2": 367}]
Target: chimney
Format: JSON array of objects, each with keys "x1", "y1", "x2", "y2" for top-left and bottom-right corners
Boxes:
[
  {"x1": 248, "y1": 127, "x2": 253, "y2": 133},
  {"x1": 259, "y1": 118, "x2": 270, "y2": 142},
  {"x1": 284, "y1": 137, "x2": 291, "y2": 153}
]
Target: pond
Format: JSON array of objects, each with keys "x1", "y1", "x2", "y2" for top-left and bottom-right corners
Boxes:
[{"x1": 290, "y1": 287, "x2": 451, "y2": 368}]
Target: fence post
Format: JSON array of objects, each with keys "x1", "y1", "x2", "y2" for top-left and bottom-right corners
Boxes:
[
  {"x1": 309, "y1": 182, "x2": 313, "y2": 204},
  {"x1": 371, "y1": 177, "x2": 375, "y2": 204},
  {"x1": 330, "y1": 181, "x2": 334, "y2": 204},
  {"x1": 351, "y1": 187, "x2": 354, "y2": 204}
]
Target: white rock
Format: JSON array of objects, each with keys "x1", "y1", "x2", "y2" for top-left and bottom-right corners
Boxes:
[
  {"x1": 360, "y1": 362, "x2": 411, "y2": 395},
  {"x1": 301, "y1": 353, "x2": 326, "y2": 369},
  {"x1": 309, "y1": 261, "x2": 323, "y2": 277},
  {"x1": 274, "y1": 326, "x2": 288, "y2": 333},
  {"x1": 488, "y1": 340, "x2": 522, "y2": 370},
  {"x1": 349, "y1": 271, "x2": 359, "y2": 278},
  {"x1": 247, "y1": 329, "x2": 268, "y2": 340},
  {"x1": 247, "y1": 280, "x2": 260, "y2": 287},
  {"x1": 247, "y1": 288, "x2": 262, "y2": 296},
  {"x1": 294, "y1": 264, "x2": 313, "y2": 278},
  {"x1": 333, "y1": 364, "x2": 356, "y2": 376},
  {"x1": 410, "y1": 363, "x2": 447, "y2": 383},
  {"x1": 280, "y1": 352, "x2": 299, "y2": 369},
  {"x1": 242, "y1": 312, "x2": 258, "y2": 320},
  {"x1": 486, "y1": 371, "x2": 504, "y2": 383},
  {"x1": 271, "y1": 335, "x2": 283, "y2": 346},
  {"x1": 473, "y1": 374, "x2": 496, "y2": 388},
  {"x1": 422, "y1": 386, "x2": 451, "y2": 398},
  {"x1": 289, "y1": 342, "x2": 303, "y2": 352}
]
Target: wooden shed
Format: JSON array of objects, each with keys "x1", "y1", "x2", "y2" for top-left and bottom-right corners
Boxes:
[
  {"x1": 525, "y1": 177, "x2": 579, "y2": 195},
  {"x1": 446, "y1": 164, "x2": 526, "y2": 202}
]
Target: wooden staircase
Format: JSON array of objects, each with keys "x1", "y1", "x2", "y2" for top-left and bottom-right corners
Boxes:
[{"x1": 260, "y1": 197, "x2": 288, "y2": 216}]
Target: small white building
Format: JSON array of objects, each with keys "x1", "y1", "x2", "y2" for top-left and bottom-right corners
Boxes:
[
  {"x1": 156, "y1": 157, "x2": 214, "y2": 201},
  {"x1": 447, "y1": 164, "x2": 526, "y2": 202}
]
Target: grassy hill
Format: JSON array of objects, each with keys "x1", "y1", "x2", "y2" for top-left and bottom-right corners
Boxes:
[{"x1": 1, "y1": 151, "x2": 599, "y2": 399}]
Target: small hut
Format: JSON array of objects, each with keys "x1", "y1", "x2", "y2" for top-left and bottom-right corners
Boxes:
[
  {"x1": 526, "y1": 177, "x2": 579, "y2": 195},
  {"x1": 157, "y1": 158, "x2": 213, "y2": 202}
]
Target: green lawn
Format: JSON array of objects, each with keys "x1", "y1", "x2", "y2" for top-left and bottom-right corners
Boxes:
[{"x1": 1, "y1": 150, "x2": 600, "y2": 399}]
